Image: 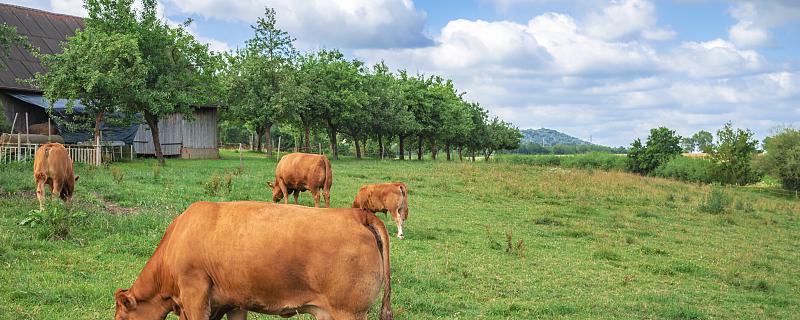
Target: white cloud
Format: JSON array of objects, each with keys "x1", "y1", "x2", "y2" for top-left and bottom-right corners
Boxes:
[
  {"x1": 727, "y1": 1, "x2": 800, "y2": 48},
  {"x1": 584, "y1": 0, "x2": 656, "y2": 40},
  {"x1": 641, "y1": 26, "x2": 676, "y2": 41},
  {"x1": 165, "y1": 0, "x2": 431, "y2": 49},
  {"x1": 668, "y1": 39, "x2": 763, "y2": 78}
]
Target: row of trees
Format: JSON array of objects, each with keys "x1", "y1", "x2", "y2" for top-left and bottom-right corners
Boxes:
[
  {"x1": 23, "y1": 1, "x2": 520, "y2": 163},
  {"x1": 512, "y1": 142, "x2": 627, "y2": 155},
  {"x1": 221, "y1": 8, "x2": 520, "y2": 161},
  {"x1": 627, "y1": 123, "x2": 761, "y2": 185}
]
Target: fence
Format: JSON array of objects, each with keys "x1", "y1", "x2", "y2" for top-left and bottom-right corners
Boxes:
[{"x1": 0, "y1": 143, "x2": 133, "y2": 165}]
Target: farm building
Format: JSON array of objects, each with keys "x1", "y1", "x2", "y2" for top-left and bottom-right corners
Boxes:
[{"x1": 0, "y1": 4, "x2": 219, "y2": 159}]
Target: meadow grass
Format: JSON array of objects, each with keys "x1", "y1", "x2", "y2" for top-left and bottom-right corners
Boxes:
[{"x1": 1, "y1": 150, "x2": 799, "y2": 319}]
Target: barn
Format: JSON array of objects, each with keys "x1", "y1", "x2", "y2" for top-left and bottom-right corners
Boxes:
[{"x1": 0, "y1": 3, "x2": 219, "y2": 159}]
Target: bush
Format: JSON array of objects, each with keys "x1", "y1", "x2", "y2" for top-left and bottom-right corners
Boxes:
[
  {"x1": 499, "y1": 153, "x2": 626, "y2": 171},
  {"x1": 708, "y1": 123, "x2": 761, "y2": 185},
  {"x1": 652, "y1": 156, "x2": 712, "y2": 183},
  {"x1": 758, "y1": 128, "x2": 800, "y2": 191},
  {"x1": 110, "y1": 166, "x2": 124, "y2": 184},
  {"x1": 627, "y1": 127, "x2": 682, "y2": 175},
  {"x1": 698, "y1": 188, "x2": 730, "y2": 214},
  {"x1": 19, "y1": 204, "x2": 87, "y2": 240}
]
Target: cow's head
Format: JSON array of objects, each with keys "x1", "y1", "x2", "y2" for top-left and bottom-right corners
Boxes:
[
  {"x1": 267, "y1": 181, "x2": 284, "y2": 202},
  {"x1": 60, "y1": 176, "x2": 79, "y2": 201},
  {"x1": 114, "y1": 288, "x2": 172, "y2": 320}
]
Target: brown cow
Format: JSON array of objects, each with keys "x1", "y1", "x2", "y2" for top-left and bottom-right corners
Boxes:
[
  {"x1": 352, "y1": 183, "x2": 409, "y2": 239},
  {"x1": 33, "y1": 142, "x2": 78, "y2": 210},
  {"x1": 267, "y1": 153, "x2": 332, "y2": 207},
  {"x1": 114, "y1": 201, "x2": 393, "y2": 320}
]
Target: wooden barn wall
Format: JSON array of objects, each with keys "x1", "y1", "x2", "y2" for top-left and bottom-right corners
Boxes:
[
  {"x1": 133, "y1": 113, "x2": 182, "y2": 156},
  {"x1": 133, "y1": 109, "x2": 218, "y2": 156},
  {"x1": 182, "y1": 108, "x2": 217, "y2": 149},
  {"x1": 1, "y1": 92, "x2": 49, "y2": 133}
]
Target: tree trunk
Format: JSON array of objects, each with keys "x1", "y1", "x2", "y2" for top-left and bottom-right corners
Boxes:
[
  {"x1": 93, "y1": 112, "x2": 104, "y2": 145},
  {"x1": 304, "y1": 122, "x2": 311, "y2": 152},
  {"x1": 378, "y1": 134, "x2": 384, "y2": 160},
  {"x1": 446, "y1": 144, "x2": 451, "y2": 161},
  {"x1": 471, "y1": 150, "x2": 476, "y2": 162},
  {"x1": 264, "y1": 122, "x2": 273, "y2": 157},
  {"x1": 399, "y1": 134, "x2": 405, "y2": 160},
  {"x1": 458, "y1": 145, "x2": 463, "y2": 162},
  {"x1": 327, "y1": 120, "x2": 338, "y2": 160},
  {"x1": 254, "y1": 126, "x2": 264, "y2": 152},
  {"x1": 417, "y1": 135, "x2": 423, "y2": 160},
  {"x1": 353, "y1": 130, "x2": 362, "y2": 160},
  {"x1": 485, "y1": 150, "x2": 492, "y2": 161},
  {"x1": 143, "y1": 111, "x2": 165, "y2": 166},
  {"x1": 430, "y1": 137, "x2": 437, "y2": 160}
]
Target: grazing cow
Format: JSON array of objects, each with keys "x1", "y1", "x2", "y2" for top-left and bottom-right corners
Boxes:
[
  {"x1": 352, "y1": 183, "x2": 409, "y2": 239},
  {"x1": 267, "y1": 153, "x2": 332, "y2": 207},
  {"x1": 33, "y1": 142, "x2": 78, "y2": 209},
  {"x1": 114, "y1": 201, "x2": 393, "y2": 320}
]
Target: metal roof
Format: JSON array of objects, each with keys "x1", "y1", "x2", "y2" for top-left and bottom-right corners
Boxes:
[{"x1": 0, "y1": 3, "x2": 84, "y2": 92}]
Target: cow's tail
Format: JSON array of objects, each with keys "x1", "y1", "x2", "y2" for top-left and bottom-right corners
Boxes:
[{"x1": 366, "y1": 212, "x2": 393, "y2": 320}]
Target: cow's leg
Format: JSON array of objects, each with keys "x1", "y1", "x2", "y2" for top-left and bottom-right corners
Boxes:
[
  {"x1": 311, "y1": 188, "x2": 321, "y2": 208},
  {"x1": 279, "y1": 180, "x2": 290, "y2": 205},
  {"x1": 35, "y1": 178, "x2": 46, "y2": 210},
  {"x1": 51, "y1": 181, "x2": 62, "y2": 202},
  {"x1": 323, "y1": 189, "x2": 331, "y2": 208},
  {"x1": 292, "y1": 190, "x2": 299, "y2": 205},
  {"x1": 395, "y1": 208, "x2": 405, "y2": 239},
  {"x1": 178, "y1": 278, "x2": 211, "y2": 320}
]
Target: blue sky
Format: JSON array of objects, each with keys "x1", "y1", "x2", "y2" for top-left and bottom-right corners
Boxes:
[{"x1": 8, "y1": 0, "x2": 800, "y2": 146}]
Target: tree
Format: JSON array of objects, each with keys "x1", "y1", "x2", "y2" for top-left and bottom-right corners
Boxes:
[
  {"x1": 760, "y1": 128, "x2": 800, "y2": 191},
  {"x1": 484, "y1": 117, "x2": 521, "y2": 161},
  {"x1": 692, "y1": 130, "x2": 713, "y2": 153},
  {"x1": 223, "y1": 8, "x2": 295, "y2": 156},
  {"x1": 626, "y1": 127, "x2": 682, "y2": 175},
  {"x1": 708, "y1": 122, "x2": 760, "y2": 185},
  {"x1": 34, "y1": 27, "x2": 145, "y2": 145},
  {"x1": 83, "y1": 0, "x2": 221, "y2": 165}
]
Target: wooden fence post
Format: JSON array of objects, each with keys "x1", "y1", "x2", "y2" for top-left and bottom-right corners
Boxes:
[
  {"x1": 238, "y1": 143, "x2": 243, "y2": 170},
  {"x1": 276, "y1": 136, "x2": 281, "y2": 159}
]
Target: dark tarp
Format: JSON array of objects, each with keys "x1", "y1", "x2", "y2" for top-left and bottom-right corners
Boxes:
[{"x1": 7, "y1": 92, "x2": 139, "y2": 144}]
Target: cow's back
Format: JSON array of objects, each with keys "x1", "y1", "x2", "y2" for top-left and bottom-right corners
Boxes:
[
  {"x1": 33, "y1": 143, "x2": 74, "y2": 183},
  {"x1": 165, "y1": 202, "x2": 384, "y2": 314},
  {"x1": 275, "y1": 153, "x2": 327, "y2": 190}
]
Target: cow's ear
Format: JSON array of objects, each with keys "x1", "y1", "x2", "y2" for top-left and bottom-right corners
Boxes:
[
  {"x1": 74, "y1": 176, "x2": 79, "y2": 182},
  {"x1": 115, "y1": 288, "x2": 137, "y2": 310}
]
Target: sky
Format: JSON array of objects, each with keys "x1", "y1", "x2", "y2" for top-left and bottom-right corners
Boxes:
[{"x1": 6, "y1": 0, "x2": 800, "y2": 147}]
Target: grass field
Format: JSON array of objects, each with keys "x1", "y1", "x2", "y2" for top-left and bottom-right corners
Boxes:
[{"x1": 1, "y1": 151, "x2": 799, "y2": 319}]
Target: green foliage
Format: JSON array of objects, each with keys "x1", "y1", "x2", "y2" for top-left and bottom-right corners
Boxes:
[
  {"x1": 1, "y1": 23, "x2": 28, "y2": 133},
  {"x1": 758, "y1": 128, "x2": 800, "y2": 191},
  {"x1": 499, "y1": 153, "x2": 627, "y2": 171},
  {"x1": 651, "y1": 156, "x2": 712, "y2": 183},
  {"x1": 19, "y1": 204, "x2": 87, "y2": 240},
  {"x1": 627, "y1": 127, "x2": 682, "y2": 175},
  {"x1": 698, "y1": 188, "x2": 730, "y2": 214},
  {"x1": 708, "y1": 122, "x2": 761, "y2": 185},
  {"x1": 681, "y1": 130, "x2": 714, "y2": 153},
  {"x1": 110, "y1": 166, "x2": 124, "y2": 184}
]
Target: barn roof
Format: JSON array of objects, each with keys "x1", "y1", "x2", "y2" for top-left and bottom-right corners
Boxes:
[{"x1": 0, "y1": 3, "x2": 85, "y2": 92}]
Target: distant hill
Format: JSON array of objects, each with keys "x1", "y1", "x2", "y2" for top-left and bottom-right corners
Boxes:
[{"x1": 520, "y1": 128, "x2": 592, "y2": 146}]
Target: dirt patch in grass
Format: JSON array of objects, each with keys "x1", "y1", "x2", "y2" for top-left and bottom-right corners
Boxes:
[{"x1": 92, "y1": 192, "x2": 138, "y2": 215}]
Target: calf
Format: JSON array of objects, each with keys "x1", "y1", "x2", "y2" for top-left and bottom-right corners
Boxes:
[
  {"x1": 268, "y1": 153, "x2": 332, "y2": 207},
  {"x1": 114, "y1": 202, "x2": 393, "y2": 320},
  {"x1": 33, "y1": 143, "x2": 78, "y2": 209},
  {"x1": 352, "y1": 183, "x2": 409, "y2": 239}
]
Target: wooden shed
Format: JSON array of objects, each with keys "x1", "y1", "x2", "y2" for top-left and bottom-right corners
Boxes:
[{"x1": 133, "y1": 106, "x2": 219, "y2": 159}]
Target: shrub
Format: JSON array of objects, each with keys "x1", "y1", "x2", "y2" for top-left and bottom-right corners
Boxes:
[
  {"x1": 19, "y1": 204, "x2": 87, "y2": 240},
  {"x1": 110, "y1": 166, "x2": 125, "y2": 184},
  {"x1": 499, "y1": 153, "x2": 626, "y2": 171},
  {"x1": 651, "y1": 156, "x2": 712, "y2": 183},
  {"x1": 627, "y1": 127, "x2": 682, "y2": 175},
  {"x1": 204, "y1": 174, "x2": 222, "y2": 196},
  {"x1": 708, "y1": 122, "x2": 761, "y2": 185},
  {"x1": 151, "y1": 163, "x2": 161, "y2": 182},
  {"x1": 698, "y1": 188, "x2": 730, "y2": 214},
  {"x1": 758, "y1": 128, "x2": 800, "y2": 191}
]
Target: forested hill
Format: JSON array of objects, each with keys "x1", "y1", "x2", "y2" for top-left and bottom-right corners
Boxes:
[{"x1": 521, "y1": 128, "x2": 592, "y2": 146}]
